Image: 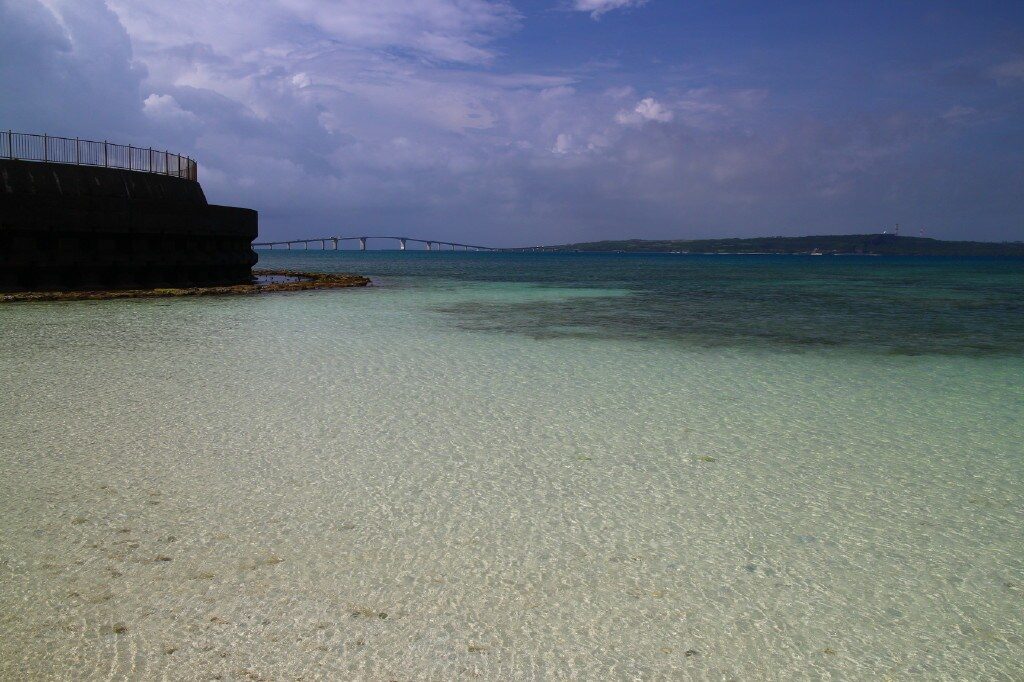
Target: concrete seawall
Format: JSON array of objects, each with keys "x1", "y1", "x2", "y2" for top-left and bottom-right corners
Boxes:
[{"x1": 0, "y1": 159, "x2": 258, "y2": 291}]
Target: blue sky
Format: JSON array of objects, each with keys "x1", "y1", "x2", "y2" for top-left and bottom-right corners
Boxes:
[{"x1": 1, "y1": 0, "x2": 1022, "y2": 245}]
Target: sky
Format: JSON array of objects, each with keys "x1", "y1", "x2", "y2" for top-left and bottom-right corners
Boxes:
[{"x1": 1, "y1": 0, "x2": 1022, "y2": 246}]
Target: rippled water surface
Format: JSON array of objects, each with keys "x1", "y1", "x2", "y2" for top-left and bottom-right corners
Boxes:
[{"x1": 1, "y1": 252, "x2": 1022, "y2": 680}]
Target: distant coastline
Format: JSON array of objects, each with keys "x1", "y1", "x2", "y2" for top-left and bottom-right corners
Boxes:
[{"x1": 522, "y1": 234, "x2": 1024, "y2": 257}]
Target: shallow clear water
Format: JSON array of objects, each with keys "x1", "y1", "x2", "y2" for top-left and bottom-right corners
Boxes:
[{"x1": 1, "y1": 252, "x2": 1022, "y2": 680}]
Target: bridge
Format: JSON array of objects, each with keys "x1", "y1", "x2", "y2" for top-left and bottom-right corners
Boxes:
[{"x1": 253, "y1": 236, "x2": 500, "y2": 251}]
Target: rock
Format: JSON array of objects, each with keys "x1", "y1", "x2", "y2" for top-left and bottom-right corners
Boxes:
[{"x1": 1, "y1": 270, "x2": 370, "y2": 303}]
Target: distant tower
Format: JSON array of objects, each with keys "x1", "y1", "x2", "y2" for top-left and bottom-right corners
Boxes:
[{"x1": 894, "y1": 223, "x2": 899, "y2": 236}]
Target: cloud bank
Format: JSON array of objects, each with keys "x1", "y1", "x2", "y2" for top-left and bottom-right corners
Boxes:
[
  {"x1": 572, "y1": 0, "x2": 649, "y2": 19},
  {"x1": 1, "y1": 0, "x2": 1021, "y2": 244}
]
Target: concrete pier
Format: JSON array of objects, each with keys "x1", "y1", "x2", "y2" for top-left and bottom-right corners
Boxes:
[{"x1": 0, "y1": 158, "x2": 258, "y2": 291}]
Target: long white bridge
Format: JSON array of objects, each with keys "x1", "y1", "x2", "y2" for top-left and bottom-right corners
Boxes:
[{"x1": 253, "y1": 236, "x2": 500, "y2": 251}]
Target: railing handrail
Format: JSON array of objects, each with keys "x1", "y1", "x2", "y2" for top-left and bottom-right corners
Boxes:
[{"x1": 1, "y1": 130, "x2": 197, "y2": 181}]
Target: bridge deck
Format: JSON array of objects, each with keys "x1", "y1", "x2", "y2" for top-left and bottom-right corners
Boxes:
[{"x1": 253, "y1": 236, "x2": 499, "y2": 251}]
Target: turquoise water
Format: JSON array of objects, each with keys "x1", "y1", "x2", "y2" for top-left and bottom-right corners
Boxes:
[
  {"x1": 1, "y1": 252, "x2": 1022, "y2": 679},
  {"x1": 268, "y1": 251, "x2": 1024, "y2": 355}
]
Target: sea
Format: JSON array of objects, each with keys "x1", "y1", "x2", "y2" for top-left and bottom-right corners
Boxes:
[{"x1": 1, "y1": 251, "x2": 1022, "y2": 680}]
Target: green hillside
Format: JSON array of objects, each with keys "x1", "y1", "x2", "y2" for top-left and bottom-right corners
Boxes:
[{"x1": 524, "y1": 234, "x2": 1024, "y2": 256}]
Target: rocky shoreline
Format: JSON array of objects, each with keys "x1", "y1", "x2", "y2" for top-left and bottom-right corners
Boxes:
[{"x1": 0, "y1": 270, "x2": 371, "y2": 303}]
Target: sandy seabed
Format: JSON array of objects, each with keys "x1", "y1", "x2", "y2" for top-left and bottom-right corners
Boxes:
[{"x1": 1, "y1": 266, "x2": 1022, "y2": 680}]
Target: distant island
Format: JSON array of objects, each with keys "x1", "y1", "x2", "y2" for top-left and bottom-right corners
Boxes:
[{"x1": 522, "y1": 234, "x2": 1024, "y2": 257}]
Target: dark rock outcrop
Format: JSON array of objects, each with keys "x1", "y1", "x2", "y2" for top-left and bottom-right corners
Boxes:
[{"x1": 0, "y1": 270, "x2": 370, "y2": 303}]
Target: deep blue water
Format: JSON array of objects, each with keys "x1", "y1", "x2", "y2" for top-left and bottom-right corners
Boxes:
[{"x1": 257, "y1": 251, "x2": 1024, "y2": 356}]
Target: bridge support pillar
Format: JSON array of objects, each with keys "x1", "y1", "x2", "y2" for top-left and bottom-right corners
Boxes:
[
  {"x1": 426, "y1": 242, "x2": 432, "y2": 251},
  {"x1": 287, "y1": 242, "x2": 292, "y2": 250},
  {"x1": 399, "y1": 238, "x2": 407, "y2": 250},
  {"x1": 332, "y1": 238, "x2": 339, "y2": 250},
  {"x1": 359, "y1": 237, "x2": 367, "y2": 251},
  {"x1": 304, "y1": 241, "x2": 309, "y2": 250}
]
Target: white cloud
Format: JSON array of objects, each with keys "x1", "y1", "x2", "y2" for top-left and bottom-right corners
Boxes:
[
  {"x1": 541, "y1": 85, "x2": 576, "y2": 99},
  {"x1": 106, "y1": 0, "x2": 519, "y2": 65},
  {"x1": 142, "y1": 93, "x2": 199, "y2": 124},
  {"x1": 990, "y1": 58, "x2": 1024, "y2": 84},
  {"x1": 635, "y1": 97, "x2": 673, "y2": 122},
  {"x1": 941, "y1": 105, "x2": 977, "y2": 124},
  {"x1": 615, "y1": 97, "x2": 673, "y2": 125},
  {"x1": 604, "y1": 85, "x2": 636, "y2": 100},
  {"x1": 572, "y1": 0, "x2": 648, "y2": 19},
  {"x1": 3, "y1": 1, "x2": 1018, "y2": 244}
]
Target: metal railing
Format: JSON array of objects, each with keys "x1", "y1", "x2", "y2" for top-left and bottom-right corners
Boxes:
[{"x1": 1, "y1": 130, "x2": 197, "y2": 181}]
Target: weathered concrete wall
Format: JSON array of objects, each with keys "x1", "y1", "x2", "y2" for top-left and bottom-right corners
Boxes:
[{"x1": 0, "y1": 160, "x2": 258, "y2": 291}]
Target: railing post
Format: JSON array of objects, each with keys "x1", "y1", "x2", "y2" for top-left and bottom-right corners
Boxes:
[{"x1": 2, "y1": 132, "x2": 199, "y2": 180}]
